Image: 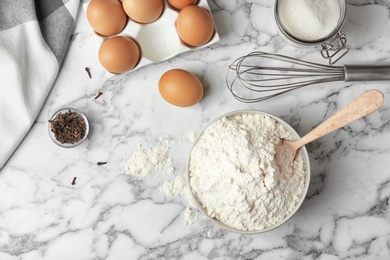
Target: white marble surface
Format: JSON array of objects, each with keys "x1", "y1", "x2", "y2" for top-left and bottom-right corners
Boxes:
[{"x1": 1, "y1": 0, "x2": 390, "y2": 259}]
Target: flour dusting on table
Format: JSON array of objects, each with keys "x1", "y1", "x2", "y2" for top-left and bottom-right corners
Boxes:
[{"x1": 123, "y1": 135, "x2": 174, "y2": 178}]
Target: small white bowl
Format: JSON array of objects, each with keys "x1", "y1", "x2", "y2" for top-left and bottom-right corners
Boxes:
[
  {"x1": 187, "y1": 110, "x2": 311, "y2": 234},
  {"x1": 48, "y1": 108, "x2": 89, "y2": 148}
]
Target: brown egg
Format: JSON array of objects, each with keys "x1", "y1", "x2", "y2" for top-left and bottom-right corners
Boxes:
[
  {"x1": 98, "y1": 36, "x2": 140, "y2": 74},
  {"x1": 87, "y1": 0, "x2": 127, "y2": 36},
  {"x1": 159, "y1": 69, "x2": 203, "y2": 107},
  {"x1": 122, "y1": 0, "x2": 164, "y2": 24},
  {"x1": 168, "y1": 0, "x2": 198, "y2": 10},
  {"x1": 176, "y1": 6, "x2": 215, "y2": 47}
]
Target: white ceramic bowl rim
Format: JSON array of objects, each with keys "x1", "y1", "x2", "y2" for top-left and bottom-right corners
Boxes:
[{"x1": 186, "y1": 109, "x2": 311, "y2": 234}]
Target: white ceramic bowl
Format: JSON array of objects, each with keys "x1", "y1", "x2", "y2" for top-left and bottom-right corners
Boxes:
[
  {"x1": 187, "y1": 110, "x2": 311, "y2": 234},
  {"x1": 48, "y1": 108, "x2": 89, "y2": 148}
]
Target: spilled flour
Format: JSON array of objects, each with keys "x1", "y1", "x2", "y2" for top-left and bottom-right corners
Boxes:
[
  {"x1": 123, "y1": 132, "x2": 207, "y2": 231},
  {"x1": 123, "y1": 135, "x2": 174, "y2": 178},
  {"x1": 159, "y1": 175, "x2": 193, "y2": 204},
  {"x1": 186, "y1": 130, "x2": 197, "y2": 143},
  {"x1": 159, "y1": 175, "x2": 200, "y2": 227}
]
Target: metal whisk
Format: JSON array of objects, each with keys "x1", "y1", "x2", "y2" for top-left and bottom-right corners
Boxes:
[{"x1": 226, "y1": 51, "x2": 390, "y2": 103}]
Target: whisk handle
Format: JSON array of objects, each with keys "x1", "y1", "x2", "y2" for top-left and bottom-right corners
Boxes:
[{"x1": 344, "y1": 65, "x2": 390, "y2": 81}]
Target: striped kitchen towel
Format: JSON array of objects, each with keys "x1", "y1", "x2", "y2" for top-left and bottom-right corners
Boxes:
[{"x1": 0, "y1": 0, "x2": 80, "y2": 168}]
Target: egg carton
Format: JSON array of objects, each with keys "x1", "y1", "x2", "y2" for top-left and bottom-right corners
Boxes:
[{"x1": 83, "y1": 0, "x2": 220, "y2": 77}]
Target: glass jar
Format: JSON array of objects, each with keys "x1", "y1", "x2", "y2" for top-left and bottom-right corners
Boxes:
[{"x1": 274, "y1": 0, "x2": 348, "y2": 65}]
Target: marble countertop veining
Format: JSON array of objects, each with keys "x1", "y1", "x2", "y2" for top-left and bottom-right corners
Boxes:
[{"x1": 1, "y1": 0, "x2": 390, "y2": 259}]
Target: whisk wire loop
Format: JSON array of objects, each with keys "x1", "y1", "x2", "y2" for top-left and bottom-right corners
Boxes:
[{"x1": 226, "y1": 51, "x2": 345, "y2": 103}]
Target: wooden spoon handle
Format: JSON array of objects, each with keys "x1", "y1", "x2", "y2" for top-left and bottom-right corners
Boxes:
[{"x1": 295, "y1": 90, "x2": 384, "y2": 148}]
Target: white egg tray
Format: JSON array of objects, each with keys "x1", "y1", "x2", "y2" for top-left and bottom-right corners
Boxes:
[{"x1": 83, "y1": 0, "x2": 220, "y2": 76}]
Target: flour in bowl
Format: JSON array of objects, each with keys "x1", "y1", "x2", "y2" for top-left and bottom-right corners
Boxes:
[{"x1": 189, "y1": 113, "x2": 306, "y2": 231}]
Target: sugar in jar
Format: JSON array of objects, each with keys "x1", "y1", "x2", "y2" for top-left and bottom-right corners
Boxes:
[{"x1": 274, "y1": 0, "x2": 348, "y2": 64}]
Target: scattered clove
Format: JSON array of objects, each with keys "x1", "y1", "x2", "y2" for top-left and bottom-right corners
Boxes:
[
  {"x1": 85, "y1": 67, "x2": 92, "y2": 78},
  {"x1": 94, "y1": 91, "x2": 103, "y2": 99},
  {"x1": 97, "y1": 162, "x2": 107, "y2": 166},
  {"x1": 49, "y1": 110, "x2": 86, "y2": 144},
  {"x1": 71, "y1": 177, "x2": 77, "y2": 185}
]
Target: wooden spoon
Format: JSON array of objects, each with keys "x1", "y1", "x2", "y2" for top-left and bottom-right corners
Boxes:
[{"x1": 283, "y1": 90, "x2": 384, "y2": 158}]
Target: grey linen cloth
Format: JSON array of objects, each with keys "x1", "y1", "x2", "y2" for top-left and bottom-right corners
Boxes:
[{"x1": 0, "y1": 0, "x2": 80, "y2": 168}]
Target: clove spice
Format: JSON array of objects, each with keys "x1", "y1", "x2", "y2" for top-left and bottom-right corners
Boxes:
[
  {"x1": 94, "y1": 91, "x2": 103, "y2": 99},
  {"x1": 97, "y1": 162, "x2": 107, "y2": 166},
  {"x1": 71, "y1": 177, "x2": 77, "y2": 185},
  {"x1": 49, "y1": 110, "x2": 86, "y2": 144},
  {"x1": 85, "y1": 67, "x2": 92, "y2": 78}
]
